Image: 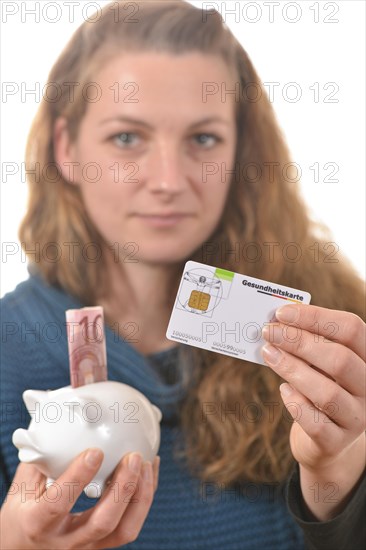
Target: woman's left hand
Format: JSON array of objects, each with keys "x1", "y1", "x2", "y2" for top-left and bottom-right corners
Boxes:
[{"x1": 261, "y1": 303, "x2": 366, "y2": 473}]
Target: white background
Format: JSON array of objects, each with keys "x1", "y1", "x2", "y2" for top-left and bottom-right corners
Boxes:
[{"x1": 1, "y1": 0, "x2": 365, "y2": 297}]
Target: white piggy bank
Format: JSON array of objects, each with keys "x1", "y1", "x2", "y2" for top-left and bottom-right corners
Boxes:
[{"x1": 12, "y1": 381, "x2": 162, "y2": 497}]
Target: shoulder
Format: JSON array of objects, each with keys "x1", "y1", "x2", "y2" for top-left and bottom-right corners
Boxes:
[
  {"x1": 1, "y1": 273, "x2": 74, "y2": 386},
  {"x1": 1, "y1": 276, "x2": 38, "y2": 319},
  {"x1": 1, "y1": 274, "x2": 59, "y2": 334},
  {"x1": 1, "y1": 270, "x2": 81, "y2": 324}
]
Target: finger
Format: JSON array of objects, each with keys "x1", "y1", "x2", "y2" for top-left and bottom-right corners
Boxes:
[
  {"x1": 262, "y1": 322, "x2": 365, "y2": 397},
  {"x1": 274, "y1": 303, "x2": 366, "y2": 361},
  {"x1": 27, "y1": 448, "x2": 104, "y2": 529},
  {"x1": 278, "y1": 383, "x2": 345, "y2": 460},
  {"x1": 99, "y1": 461, "x2": 155, "y2": 548},
  {"x1": 69, "y1": 452, "x2": 143, "y2": 543},
  {"x1": 261, "y1": 343, "x2": 365, "y2": 434},
  {"x1": 105, "y1": 454, "x2": 159, "y2": 492},
  {"x1": 4, "y1": 462, "x2": 47, "y2": 503}
]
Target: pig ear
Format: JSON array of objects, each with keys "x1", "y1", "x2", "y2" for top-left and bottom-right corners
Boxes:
[
  {"x1": 23, "y1": 390, "x2": 46, "y2": 412},
  {"x1": 152, "y1": 405, "x2": 162, "y2": 423}
]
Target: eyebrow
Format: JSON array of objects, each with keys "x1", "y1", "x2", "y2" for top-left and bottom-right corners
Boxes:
[{"x1": 98, "y1": 115, "x2": 230, "y2": 129}]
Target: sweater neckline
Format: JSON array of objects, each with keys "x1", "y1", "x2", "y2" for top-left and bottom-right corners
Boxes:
[{"x1": 146, "y1": 344, "x2": 180, "y2": 360}]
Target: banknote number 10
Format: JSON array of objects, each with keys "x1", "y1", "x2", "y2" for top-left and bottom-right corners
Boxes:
[{"x1": 79, "y1": 314, "x2": 102, "y2": 343}]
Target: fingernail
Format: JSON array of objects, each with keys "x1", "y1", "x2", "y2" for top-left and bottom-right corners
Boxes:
[
  {"x1": 276, "y1": 305, "x2": 299, "y2": 323},
  {"x1": 142, "y1": 461, "x2": 153, "y2": 482},
  {"x1": 262, "y1": 343, "x2": 282, "y2": 365},
  {"x1": 279, "y1": 383, "x2": 293, "y2": 396},
  {"x1": 128, "y1": 452, "x2": 142, "y2": 474},
  {"x1": 85, "y1": 448, "x2": 103, "y2": 467},
  {"x1": 262, "y1": 325, "x2": 283, "y2": 344}
]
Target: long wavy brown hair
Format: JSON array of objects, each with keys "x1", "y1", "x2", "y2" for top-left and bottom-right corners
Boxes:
[{"x1": 19, "y1": 0, "x2": 365, "y2": 487}]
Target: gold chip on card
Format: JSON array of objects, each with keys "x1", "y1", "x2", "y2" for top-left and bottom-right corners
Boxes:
[{"x1": 188, "y1": 290, "x2": 211, "y2": 311}]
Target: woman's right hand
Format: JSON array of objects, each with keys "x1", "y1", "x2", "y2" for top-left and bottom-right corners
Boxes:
[{"x1": 0, "y1": 448, "x2": 160, "y2": 549}]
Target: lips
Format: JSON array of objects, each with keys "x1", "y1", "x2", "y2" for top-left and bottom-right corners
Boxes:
[
  {"x1": 136, "y1": 213, "x2": 191, "y2": 217},
  {"x1": 133, "y1": 213, "x2": 192, "y2": 227}
]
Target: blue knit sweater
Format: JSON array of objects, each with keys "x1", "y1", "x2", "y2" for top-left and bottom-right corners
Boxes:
[{"x1": 1, "y1": 271, "x2": 365, "y2": 549}]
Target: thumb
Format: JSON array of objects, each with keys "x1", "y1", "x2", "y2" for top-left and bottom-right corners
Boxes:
[{"x1": 4, "y1": 462, "x2": 47, "y2": 503}]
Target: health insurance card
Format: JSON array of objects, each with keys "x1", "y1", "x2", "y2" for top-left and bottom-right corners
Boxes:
[{"x1": 166, "y1": 260, "x2": 311, "y2": 366}]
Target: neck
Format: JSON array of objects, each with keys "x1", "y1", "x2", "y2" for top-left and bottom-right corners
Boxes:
[{"x1": 97, "y1": 248, "x2": 184, "y2": 355}]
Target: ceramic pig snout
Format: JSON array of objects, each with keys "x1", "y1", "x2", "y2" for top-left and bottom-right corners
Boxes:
[{"x1": 12, "y1": 429, "x2": 42, "y2": 463}]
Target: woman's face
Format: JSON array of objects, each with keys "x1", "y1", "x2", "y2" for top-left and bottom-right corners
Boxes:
[{"x1": 56, "y1": 52, "x2": 237, "y2": 264}]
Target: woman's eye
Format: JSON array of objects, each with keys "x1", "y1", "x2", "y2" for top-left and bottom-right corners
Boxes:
[
  {"x1": 193, "y1": 133, "x2": 221, "y2": 148},
  {"x1": 111, "y1": 132, "x2": 139, "y2": 148},
  {"x1": 109, "y1": 132, "x2": 221, "y2": 149}
]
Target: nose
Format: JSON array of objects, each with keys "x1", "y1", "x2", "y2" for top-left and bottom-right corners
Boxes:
[
  {"x1": 12, "y1": 429, "x2": 43, "y2": 463},
  {"x1": 12, "y1": 428, "x2": 36, "y2": 449},
  {"x1": 145, "y1": 138, "x2": 187, "y2": 196}
]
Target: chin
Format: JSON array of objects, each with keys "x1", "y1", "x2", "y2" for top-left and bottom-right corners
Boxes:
[
  {"x1": 137, "y1": 240, "x2": 200, "y2": 265},
  {"x1": 139, "y1": 250, "x2": 190, "y2": 265}
]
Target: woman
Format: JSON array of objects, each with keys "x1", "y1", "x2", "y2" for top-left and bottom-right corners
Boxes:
[{"x1": 1, "y1": 1, "x2": 365, "y2": 548}]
